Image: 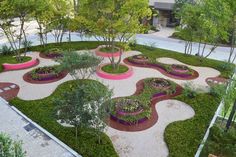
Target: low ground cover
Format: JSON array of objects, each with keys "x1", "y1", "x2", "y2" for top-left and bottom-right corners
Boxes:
[
  {"x1": 101, "y1": 64, "x2": 129, "y2": 74},
  {"x1": 11, "y1": 80, "x2": 118, "y2": 157}
]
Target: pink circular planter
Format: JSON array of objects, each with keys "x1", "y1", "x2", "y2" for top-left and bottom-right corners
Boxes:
[
  {"x1": 96, "y1": 64, "x2": 133, "y2": 80},
  {"x1": 3, "y1": 58, "x2": 39, "y2": 71},
  {"x1": 95, "y1": 46, "x2": 121, "y2": 58}
]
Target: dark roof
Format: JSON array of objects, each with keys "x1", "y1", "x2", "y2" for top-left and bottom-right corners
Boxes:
[{"x1": 154, "y1": 2, "x2": 174, "y2": 11}]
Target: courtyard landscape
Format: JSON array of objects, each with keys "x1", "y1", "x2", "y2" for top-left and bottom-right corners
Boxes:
[{"x1": 0, "y1": 0, "x2": 236, "y2": 157}]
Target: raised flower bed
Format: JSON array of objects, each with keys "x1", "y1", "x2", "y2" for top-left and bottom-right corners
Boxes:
[
  {"x1": 95, "y1": 45, "x2": 121, "y2": 58},
  {"x1": 23, "y1": 66, "x2": 68, "y2": 84},
  {"x1": 39, "y1": 48, "x2": 63, "y2": 59},
  {"x1": 96, "y1": 63, "x2": 133, "y2": 80},
  {"x1": 3, "y1": 58, "x2": 39, "y2": 71},
  {"x1": 108, "y1": 78, "x2": 182, "y2": 131},
  {"x1": 124, "y1": 55, "x2": 199, "y2": 80}
]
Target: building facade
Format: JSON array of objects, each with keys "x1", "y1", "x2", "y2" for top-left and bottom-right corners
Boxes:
[{"x1": 149, "y1": 0, "x2": 177, "y2": 28}]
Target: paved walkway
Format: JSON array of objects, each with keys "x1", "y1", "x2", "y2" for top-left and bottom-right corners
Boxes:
[
  {"x1": 0, "y1": 50, "x2": 221, "y2": 157},
  {"x1": 0, "y1": 98, "x2": 76, "y2": 157}
]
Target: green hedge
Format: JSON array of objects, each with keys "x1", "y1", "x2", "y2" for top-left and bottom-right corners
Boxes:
[
  {"x1": 164, "y1": 94, "x2": 220, "y2": 157},
  {"x1": 10, "y1": 80, "x2": 118, "y2": 157}
]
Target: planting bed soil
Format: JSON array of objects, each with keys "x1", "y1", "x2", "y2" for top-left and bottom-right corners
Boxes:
[
  {"x1": 124, "y1": 55, "x2": 199, "y2": 80},
  {"x1": 23, "y1": 66, "x2": 68, "y2": 84},
  {"x1": 0, "y1": 82, "x2": 19, "y2": 101}
]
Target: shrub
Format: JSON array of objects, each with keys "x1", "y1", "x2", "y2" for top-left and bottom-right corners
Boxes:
[
  {"x1": 182, "y1": 82, "x2": 198, "y2": 98},
  {"x1": 0, "y1": 45, "x2": 13, "y2": 55}
]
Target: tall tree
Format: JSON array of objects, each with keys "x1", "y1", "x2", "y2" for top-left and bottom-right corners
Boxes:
[
  {"x1": 54, "y1": 81, "x2": 112, "y2": 145},
  {"x1": 80, "y1": 0, "x2": 151, "y2": 70}
]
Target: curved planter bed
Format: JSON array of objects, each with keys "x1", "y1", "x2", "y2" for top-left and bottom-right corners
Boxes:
[
  {"x1": 0, "y1": 82, "x2": 19, "y2": 101},
  {"x1": 23, "y1": 68, "x2": 68, "y2": 84},
  {"x1": 39, "y1": 52, "x2": 63, "y2": 59},
  {"x1": 107, "y1": 78, "x2": 183, "y2": 132},
  {"x1": 96, "y1": 64, "x2": 133, "y2": 80},
  {"x1": 124, "y1": 55, "x2": 199, "y2": 80},
  {"x1": 3, "y1": 58, "x2": 39, "y2": 71},
  {"x1": 95, "y1": 45, "x2": 121, "y2": 58}
]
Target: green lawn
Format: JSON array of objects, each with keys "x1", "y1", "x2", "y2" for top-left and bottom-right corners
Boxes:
[
  {"x1": 0, "y1": 56, "x2": 32, "y2": 72},
  {"x1": 101, "y1": 64, "x2": 129, "y2": 74},
  {"x1": 11, "y1": 80, "x2": 118, "y2": 157},
  {"x1": 100, "y1": 47, "x2": 119, "y2": 53}
]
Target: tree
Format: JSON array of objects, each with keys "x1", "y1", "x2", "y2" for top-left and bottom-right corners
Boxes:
[
  {"x1": 54, "y1": 81, "x2": 112, "y2": 144},
  {"x1": 80, "y1": 0, "x2": 151, "y2": 70},
  {"x1": 177, "y1": 0, "x2": 232, "y2": 58},
  {"x1": 56, "y1": 51, "x2": 102, "y2": 80},
  {"x1": 0, "y1": 133, "x2": 26, "y2": 157}
]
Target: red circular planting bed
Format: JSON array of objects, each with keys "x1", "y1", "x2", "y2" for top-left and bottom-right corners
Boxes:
[
  {"x1": 96, "y1": 64, "x2": 133, "y2": 80},
  {"x1": 3, "y1": 58, "x2": 39, "y2": 71},
  {"x1": 39, "y1": 52, "x2": 63, "y2": 59},
  {"x1": 107, "y1": 79, "x2": 183, "y2": 132},
  {"x1": 23, "y1": 67, "x2": 68, "y2": 84},
  {"x1": 124, "y1": 56, "x2": 199, "y2": 80},
  {"x1": 95, "y1": 45, "x2": 121, "y2": 58},
  {"x1": 206, "y1": 77, "x2": 229, "y2": 86},
  {"x1": 0, "y1": 82, "x2": 19, "y2": 101}
]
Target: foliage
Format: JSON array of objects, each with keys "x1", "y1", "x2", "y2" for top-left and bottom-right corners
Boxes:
[
  {"x1": 54, "y1": 80, "x2": 112, "y2": 144},
  {"x1": 0, "y1": 45, "x2": 12, "y2": 55},
  {"x1": 165, "y1": 93, "x2": 220, "y2": 157},
  {"x1": 182, "y1": 82, "x2": 199, "y2": 98},
  {"x1": 0, "y1": 133, "x2": 26, "y2": 157},
  {"x1": 201, "y1": 125, "x2": 236, "y2": 157},
  {"x1": 10, "y1": 80, "x2": 118, "y2": 157},
  {"x1": 30, "y1": 65, "x2": 61, "y2": 80},
  {"x1": 79, "y1": 0, "x2": 152, "y2": 69},
  {"x1": 56, "y1": 51, "x2": 102, "y2": 79},
  {"x1": 209, "y1": 84, "x2": 226, "y2": 100}
]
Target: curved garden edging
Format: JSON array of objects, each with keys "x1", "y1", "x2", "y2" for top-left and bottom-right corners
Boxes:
[
  {"x1": 39, "y1": 52, "x2": 63, "y2": 59},
  {"x1": 23, "y1": 70, "x2": 68, "y2": 84},
  {"x1": 0, "y1": 82, "x2": 19, "y2": 101},
  {"x1": 124, "y1": 56, "x2": 199, "y2": 80},
  {"x1": 96, "y1": 63, "x2": 133, "y2": 80},
  {"x1": 107, "y1": 79, "x2": 183, "y2": 132},
  {"x1": 3, "y1": 58, "x2": 39, "y2": 71},
  {"x1": 95, "y1": 45, "x2": 121, "y2": 58}
]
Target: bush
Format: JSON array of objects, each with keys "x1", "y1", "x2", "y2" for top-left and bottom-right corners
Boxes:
[
  {"x1": 182, "y1": 82, "x2": 198, "y2": 98},
  {"x1": 0, "y1": 45, "x2": 13, "y2": 55},
  {"x1": 201, "y1": 125, "x2": 236, "y2": 157}
]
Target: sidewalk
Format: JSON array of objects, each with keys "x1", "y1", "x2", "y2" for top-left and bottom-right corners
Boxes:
[{"x1": 0, "y1": 98, "x2": 77, "y2": 157}]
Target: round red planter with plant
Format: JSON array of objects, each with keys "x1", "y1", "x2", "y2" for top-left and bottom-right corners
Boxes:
[
  {"x1": 96, "y1": 63, "x2": 133, "y2": 80},
  {"x1": 95, "y1": 45, "x2": 121, "y2": 58},
  {"x1": 3, "y1": 58, "x2": 39, "y2": 71}
]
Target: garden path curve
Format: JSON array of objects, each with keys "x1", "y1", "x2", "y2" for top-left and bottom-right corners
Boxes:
[{"x1": 0, "y1": 50, "x2": 221, "y2": 157}]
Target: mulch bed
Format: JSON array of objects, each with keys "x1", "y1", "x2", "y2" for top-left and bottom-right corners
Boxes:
[
  {"x1": 0, "y1": 83, "x2": 19, "y2": 101},
  {"x1": 206, "y1": 77, "x2": 229, "y2": 86},
  {"x1": 123, "y1": 58, "x2": 199, "y2": 80},
  {"x1": 107, "y1": 79, "x2": 183, "y2": 132},
  {"x1": 39, "y1": 52, "x2": 63, "y2": 59},
  {"x1": 23, "y1": 70, "x2": 68, "y2": 84}
]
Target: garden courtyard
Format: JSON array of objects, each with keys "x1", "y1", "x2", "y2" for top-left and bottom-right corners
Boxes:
[{"x1": 0, "y1": 41, "x2": 234, "y2": 157}]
